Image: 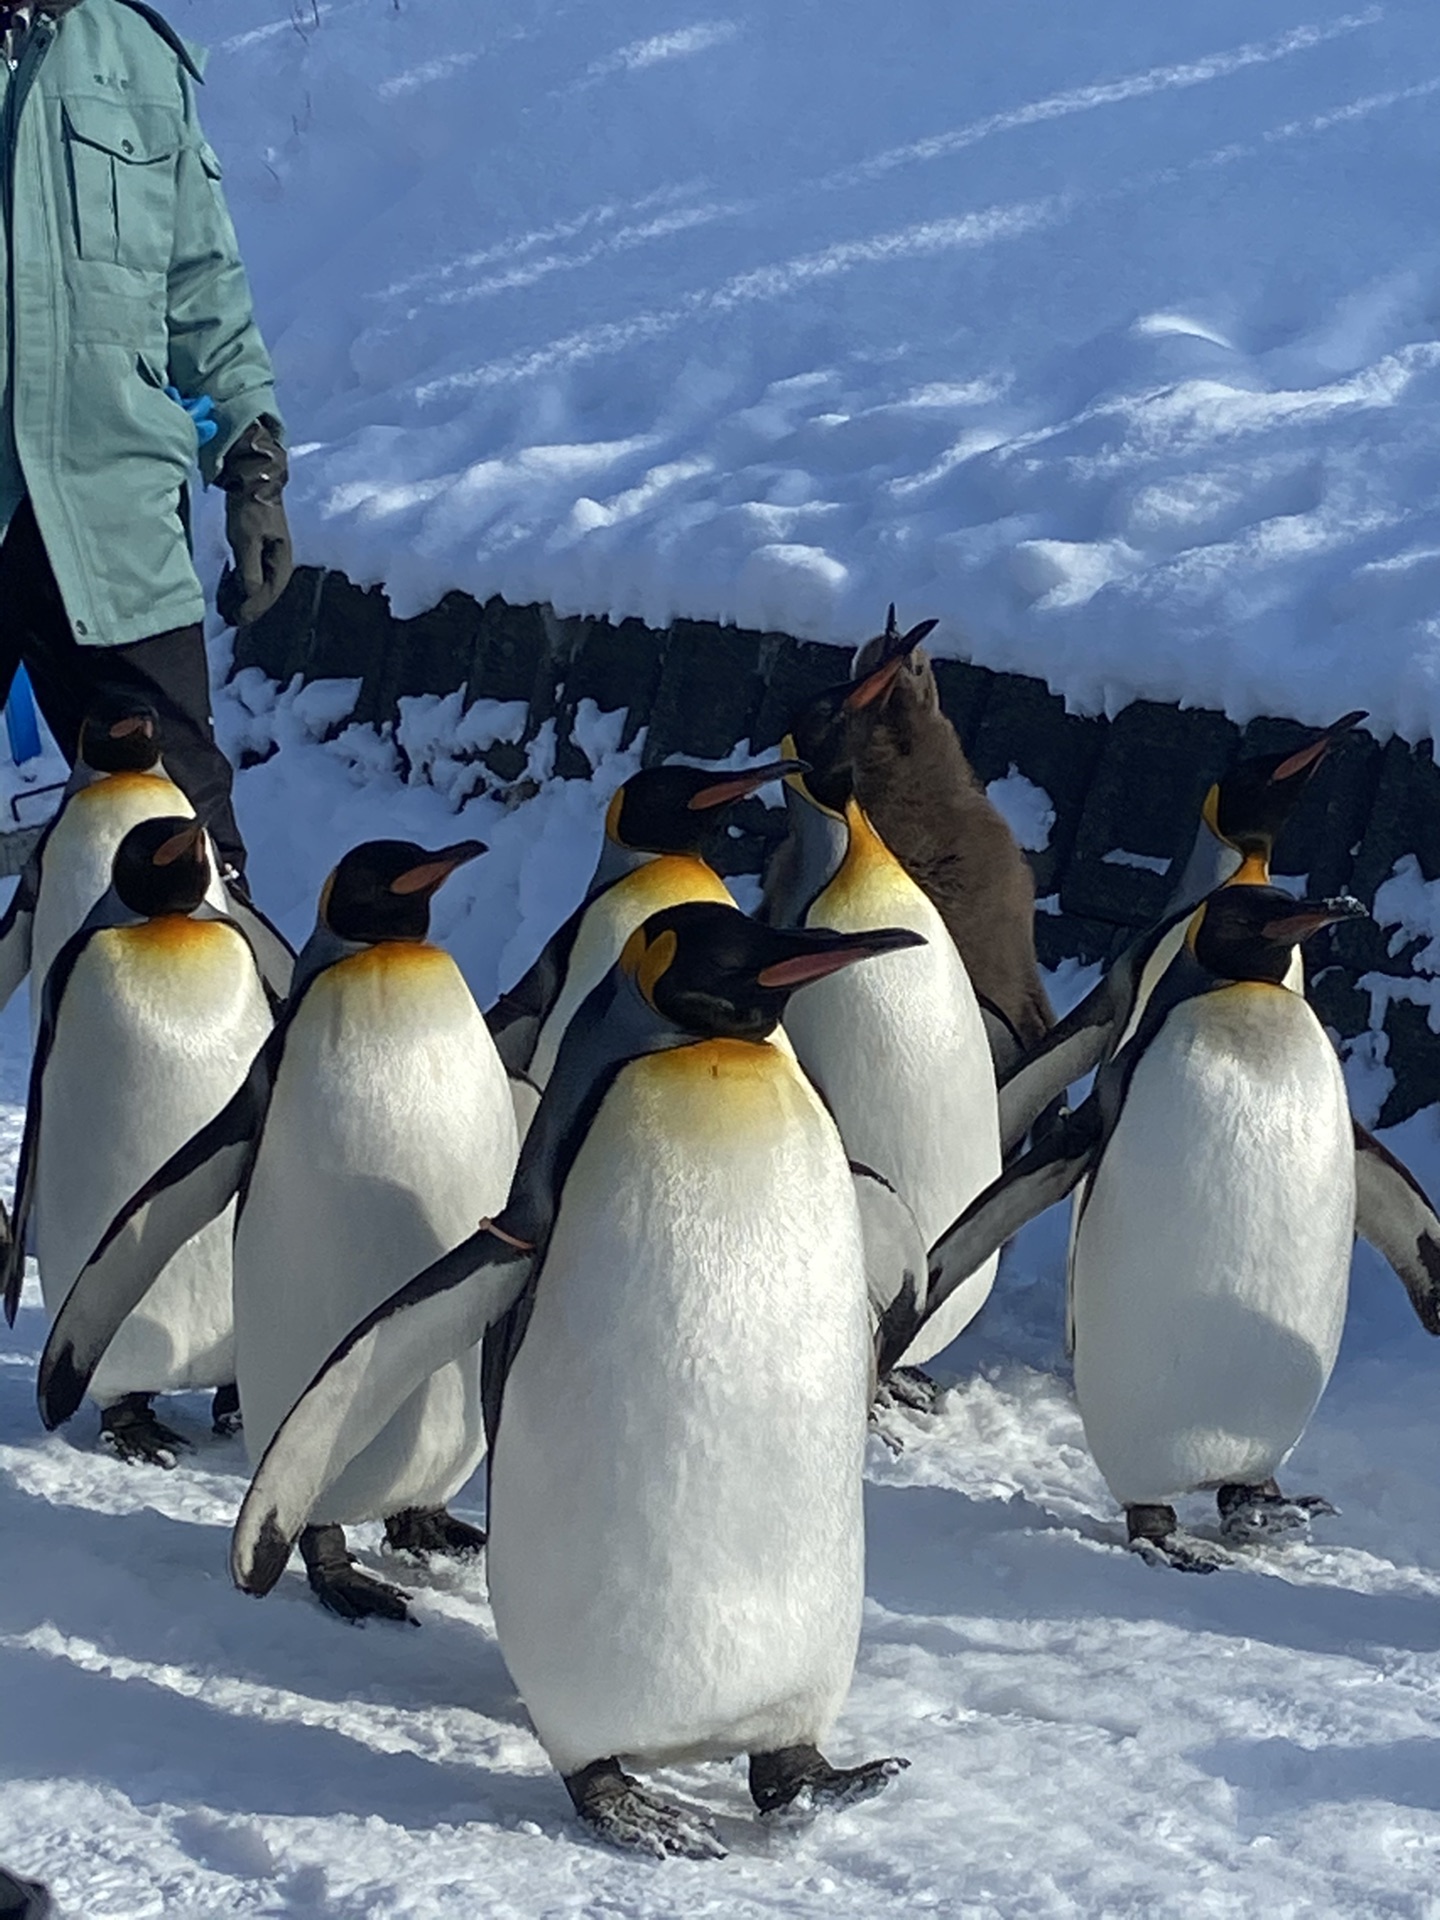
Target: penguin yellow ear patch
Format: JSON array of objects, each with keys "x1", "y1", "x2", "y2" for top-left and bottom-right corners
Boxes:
[
  {"x1": 620, "y1": 926, "x2": 678, "y2": 1004},
  {"x1": 318, "y1": 871, "x2": 336, "y2": 924},
  {"x1": 1201, "y1": 783, "x2": 1222, "y2": 841},
  {"x1": 1184, "y1": 901, "x2": 1208, "y2": 953},
  {"x1": 604, "y1": 788, "x2": 626, "y2": 842},
  {"x1": 619, "y1": 926, "x2": 648, "y2": 978},
  {"x1": 638, "y1": 928, "x2": 678, "y2": 1002}
]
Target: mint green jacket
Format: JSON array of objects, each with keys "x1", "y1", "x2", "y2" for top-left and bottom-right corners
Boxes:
[{"x1": 0, "y1": 0, "x2": 282, "y2": 646}]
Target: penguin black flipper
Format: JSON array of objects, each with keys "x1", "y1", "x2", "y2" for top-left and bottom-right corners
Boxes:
[
  {"x1": 1353, "y1": 1119, "x2": 1440, "y2": 1335},
  {"x1": 35, "y1": 1015, "x2": 289, "y2": 1426},
  {"x1": 918, "y1": 1097, "x2": 1105, "y2": 1351},
  {"x1": 2, "y1": 922, "x2": 101, "y2": 1325},
  {"x1": 486, "y1": 903, "x2": 583, "y2": 1075},
  {"x1": 222, "y1": 887, "x2": 297, "y2": 1003},
  {"x1": 996, "y1": 969, "x2": 1121, "y2": 1153},
  {"x1": 232, "y1": 1226, "x2": 534, "y2": 1597},
  {"x1": 995, "y1": 917, "x2": 1185, "y2": 1153},
  {"x1": 975, "y1": 995, "x2": 1027, "y2": 1081},
  {"x1": 851, "y1": 1163, "x2": 929, "y2": 1378},
  {"x1": 0, "y1": 834, "x2": 43, "y2": 1014}
]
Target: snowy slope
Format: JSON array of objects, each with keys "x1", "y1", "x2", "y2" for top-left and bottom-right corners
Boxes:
[
  {"x1": 178, "y1": 0, "x2": 1440, "y2": 740},
  {"x1": 3, "y1": 700, "x2": 1440, "y2": 1916}
]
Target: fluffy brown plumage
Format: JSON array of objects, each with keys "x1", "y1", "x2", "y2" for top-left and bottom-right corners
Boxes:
[{"x1": 849, "y1": 612, "x2": 1053, "y2": 1063}]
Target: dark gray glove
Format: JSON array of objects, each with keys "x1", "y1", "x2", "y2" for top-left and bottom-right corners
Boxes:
[{"x1": 217, "y1": 418, "x2": 294, "y2": 627}]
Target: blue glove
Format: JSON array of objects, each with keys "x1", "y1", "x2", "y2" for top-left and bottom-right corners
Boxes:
[
  {"x1": 164, "y1": 385, "x2": 219, "y2": 448},
  {"x1": 5, "y1": 664, "x2": 41, "y2": 766}
]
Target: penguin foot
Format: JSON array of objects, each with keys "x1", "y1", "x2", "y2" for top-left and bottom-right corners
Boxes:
[
  {"x1": 1125, "y1": 1504, "x2": 1225, "y2": 1575},
  {"x1": 98, "y1": 1395, "x2": 192, "y2": 1469},
  {"x1": 383, "y1": 1505, "x2": 486, "y2": 1561},
  {"x1": 875, "y1": 1366, "x2": 943, "y2": 1414},
  {"x1": 211, "y1": 1383, "x2": 242, "y2": 1437},
  {"x1": 748, "y1": 1743, "x2": 910, "y2": 1819},
  {"x1": 299, "y1": 1525, "x2": 416, "y2": 1626},
  {"x1": 564, "y1": 1757, "x2": 726, "y2": 1861},
  {"x1": 1217, "y1": 1480, "x2": 1338, "y2": 1545}
]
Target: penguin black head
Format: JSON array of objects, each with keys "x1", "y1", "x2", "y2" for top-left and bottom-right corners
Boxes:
[
  {"x1": 603, "y1": 758, "x2": 806, "y2": 855},
  {"x1": 1205, "y1": 712, "x2": 1367, "y2": 866},
  {"x1": 1188, "y1": 885, "x2": 1366, "y2": 986},
  {"x1": 619, "y1": 900, "x2": 925, "y2": 1042},
  {"x1": 788, "y1": 607, "x2": 939, "y2": 812},
  {"x1": 77, "y1": 693, "x2": 163, "y2": 775},
  {"x1": 112, "y1": 816, "x2": 211, "y2": 918},
  {"x1": 320, "y1": 839, "x2": 487, "y2": 944}
]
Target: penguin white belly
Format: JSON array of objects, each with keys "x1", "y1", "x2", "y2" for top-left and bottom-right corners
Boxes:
[
  {"x1": 528, "y1": 855, "x2": 733, "y2": 1087},
  {"x1": 789, "y1": 857, "x2": 1000, "y2": 1363},
  {"x1": 489, "y1": 1038, "x2": 871, "y2": 1775},
  {"x1": 34, "y1": 920, "x2": 272, "y2": 1401},
  {"x1": 235, "y1": 945, "x2": 517, "y2": 1523},
  {"x1": 29, "y1": 774, "x2": 227, "y2": 1035},
  {"x1": 1072, "y1": 986, "x2": 1355, "y2": 1506}
]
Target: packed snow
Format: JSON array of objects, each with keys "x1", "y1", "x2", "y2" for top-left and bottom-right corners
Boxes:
[
  {"x1": 180, "y1": 0, "x2": 1440, "y2": 741},
  {"x1": 1, "y1": 682, "x2": 1439, "y2": 1916},
  {"x1": 6, "y1": 0, "x2": 1440, "y2": 1910}
]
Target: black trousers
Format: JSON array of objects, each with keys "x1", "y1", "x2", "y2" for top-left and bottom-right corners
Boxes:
[{"x1": 0, "y1": 497, "x2": 247, "y2": 875}]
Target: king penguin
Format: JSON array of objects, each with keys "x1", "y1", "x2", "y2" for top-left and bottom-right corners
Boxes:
[
  {"x1": 487, "y1": 755, "x2": 800, "y2": 1129},
  {"x1": 5, "y1": 817, "x2": 274, "y2": 1463},
  {"x1": 226, "y1": 901, "x2": 927, "y2": 1856},
  {"x1": 848, "y1": 605, "x2": 1054, "y2": 1068},
  {"x1": 763, "y1": 630, "x2": 1001, "y2": 1371},
  {"x1": 998, "y1": 711, "x2": 1366, "y2": 1153},
  {"x1": 921, "y1": 885, "x2": 1440, "y2": 1571},
  {"x1": 40, "y1": 839, "x2": 518, "y2": 1622},
  {"x1": 0, "y1": 692, "x2": 292, "y2": 1032}
]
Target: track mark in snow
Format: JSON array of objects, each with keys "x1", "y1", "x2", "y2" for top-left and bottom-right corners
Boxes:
[{"x1": 825, "y1": 10, "x2": 1385, "y2": 188}]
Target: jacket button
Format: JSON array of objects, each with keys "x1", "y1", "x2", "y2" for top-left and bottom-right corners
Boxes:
[
  {"x1": 74, "y1": 621, "x2": 88, "y2": 636},
  {"x1": 121, "y1": 140, "x2": 134, "y2": 154}
]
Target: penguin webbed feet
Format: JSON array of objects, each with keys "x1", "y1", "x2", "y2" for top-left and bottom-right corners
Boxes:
[
  {"x1": 299, "y1": 1524, "x2": 417, "y2": 1627},
  {"x1": 748, "y1": 1743, "x2": 909, "y2": 1820},
  {"x1": 98, "y1": 1394, "x2": 192, "y2": 1470},
  {"x1": 1125, "y1": 1504, "x2": 1226, "y2": 1576},
  {"x1": 1217, "y1": 1480, "x2": 1338, "y2": 1545},
  {"x1": 210, "y1": 1383, "x2": 242, "y2": 1438},
  {"x1": 564, "y1": 1757, "x2": 727, "y2": 1861},
  {"x1": 874, "y1": 1365, "x2": 944, "y2": 1415},
  {"x1": 382, "y1": 1505, "x2": 486, "y2": 1562}
]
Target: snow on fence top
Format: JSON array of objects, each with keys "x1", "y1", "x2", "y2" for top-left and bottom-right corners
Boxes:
[{"x1": 200, "y1": 0, "x2": 1440, "y2": 744}]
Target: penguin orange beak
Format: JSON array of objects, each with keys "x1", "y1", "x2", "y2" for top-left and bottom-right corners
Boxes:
[
  {"x1": 843, "y1": 611, "x2": 939, "y2": 712},
  {"x1": 390, "y1": 840, "x2": 488, "y2": 896},
  {"x1": 110, "y1": 714, "x2": 155, "y2": 740},
  {"x1": 686, "y1": 758, "x2": 809, "y2": 810},
  {"x1": 1260, "y1": 895, "x2": 1367, "y2": 943},
  {"x1": 151, "y1": 820, "x2": 205, "y2": 867},
  {"x1": 756, "y1": 926, "x2": 925, "y2": 988},
  {"x1": 1270, "y1": 710, "x2": 1367, "y2": 784}
]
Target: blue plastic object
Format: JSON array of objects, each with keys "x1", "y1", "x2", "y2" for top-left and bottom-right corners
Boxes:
[
  {"x1": 164, "y1": 385, "x2": 219, "y2": 448},
  {"x1": 5, "y1": 665, "x2": 41, "y2": 766}
]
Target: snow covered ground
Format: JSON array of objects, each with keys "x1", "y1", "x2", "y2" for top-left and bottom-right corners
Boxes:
[
  {"x1": 178, "y1": 0, "x2": 1440, "y2": 741},
  {"x1": 2, "y1": 690, "x2": 1440, "y2": 1917}
]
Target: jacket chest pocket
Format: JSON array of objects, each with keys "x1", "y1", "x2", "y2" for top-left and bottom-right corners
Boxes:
[{"x1": 62, "y1": 96, "x2": 181, "y2": 274}]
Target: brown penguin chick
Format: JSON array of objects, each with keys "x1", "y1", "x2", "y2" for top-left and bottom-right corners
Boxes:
[{"x1": 849, "y1": 608, "x2": 1054, "y2": 1067}]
